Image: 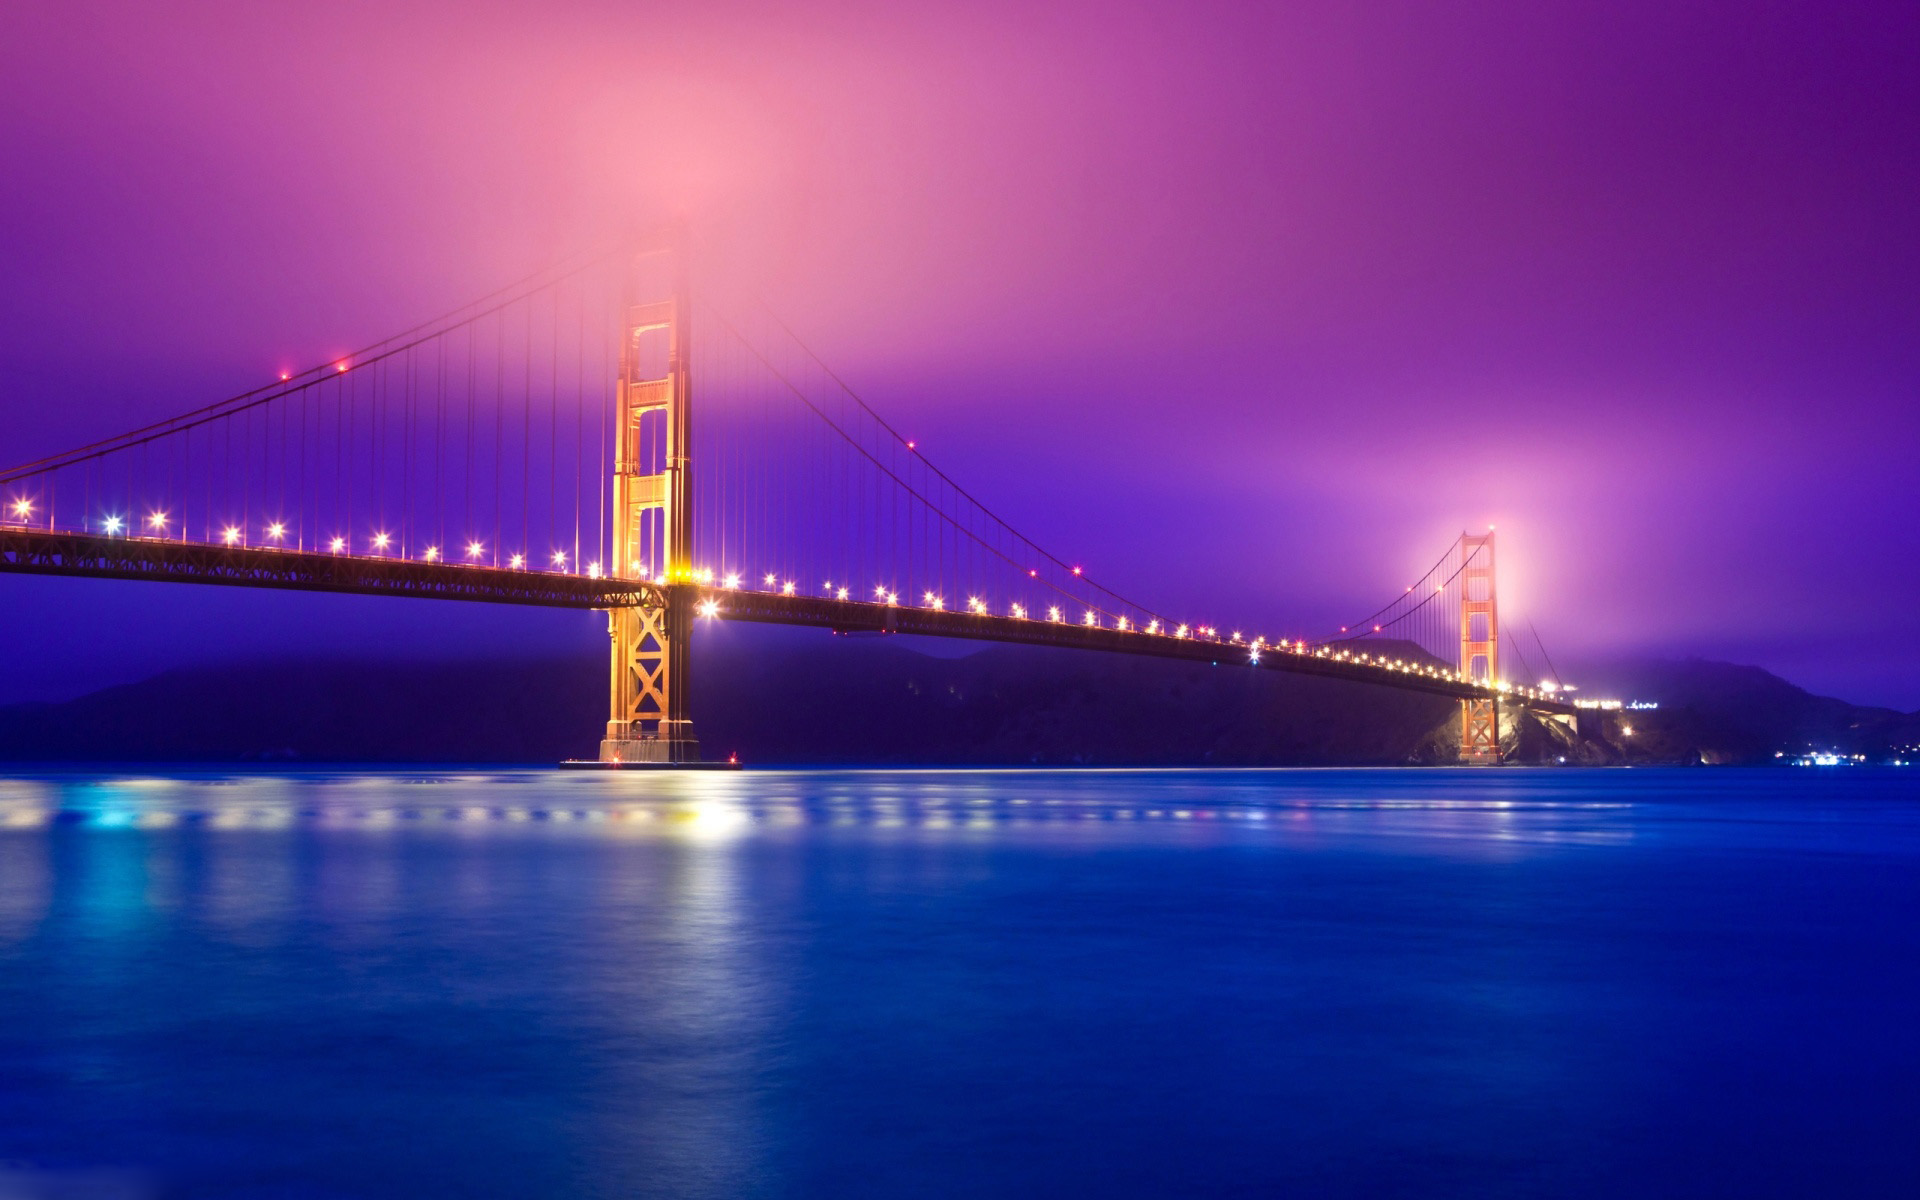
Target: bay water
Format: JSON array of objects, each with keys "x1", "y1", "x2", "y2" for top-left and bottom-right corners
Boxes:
[{"x1": 1, "y1": 767, "x2": 1916, "y2": 1197}]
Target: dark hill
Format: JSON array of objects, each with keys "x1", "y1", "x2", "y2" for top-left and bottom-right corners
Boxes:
[
  {"x1": 0, "y1": 632, "x2": 1460, "y2": 765},
  {"x1": 0, "y1": 633, "x2": 1909, "y2": 766}
]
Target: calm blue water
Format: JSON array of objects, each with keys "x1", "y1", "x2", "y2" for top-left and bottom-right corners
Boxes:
[{"x1": 1, "y1": 767, "x2": 1917, "y2": 1198}]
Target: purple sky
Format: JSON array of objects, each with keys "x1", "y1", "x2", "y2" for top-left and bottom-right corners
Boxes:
[{"x1": 3, "y1": 1, "x2": 1918, "y2": 707}]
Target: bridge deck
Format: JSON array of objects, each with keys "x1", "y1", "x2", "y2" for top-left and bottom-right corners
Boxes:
[
  {"x1": 0, "y1": 527, "x2": 1566, "y2": 714},
  {"x1": 0, "y1": 527, "x2": 659, "y2": 609},
  {"x1": 692, "y1": 586, "x2": 1571, "y2": 712}
]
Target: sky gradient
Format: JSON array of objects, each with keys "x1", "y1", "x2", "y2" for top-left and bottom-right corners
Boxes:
[{"x1": 3, "y1": 0, "x2": 1918, "y2": 706}]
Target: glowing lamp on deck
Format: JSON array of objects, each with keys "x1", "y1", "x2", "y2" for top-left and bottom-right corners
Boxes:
[
  {"x1": 266, "y1": 522, "x2": 286, "y2": 541},
  {"x1": 147, "y1": 512, "x2": 168, "y2": 531},
  {"x1": 553, "y1": 550, "x2": 569, "y2": 568},
  {"x1": 10, "y1": 499, "x2": 31, "y2": 519},
  {"x1": 372, "y1": 532, "x2": 391, "y2": 551},
  {"x1": 1082, "y1": 611, "x2": 1097, "y2": 627},
  {"x1": 508, "y1": 553, "x2": 525, "y2": 569},
  {"x1": 102, "y1": 515, "x2": 124, "y2": 534},
  {"x1": 1048, "y1": 606, "x2": 1063, "y2": 623},
  {"x1": 781, "y1": 581, "x2": 795, "y2": 595},
  {"x1": 836, "y1": 587, "x2": 849, "y2": 601},
  {"x1": 722, "y1": 571, "x2": 739, "y2": 589},
  {"x1": 764, "y1": 573, "x2": 778, "y2": 587},
  {"x1": 586, "y1": 561, "x2": 603, "y2": 579},
  {"x1": 696, "y1": 598, "x2": 721, "y2": 618},
  {"x1": 329, "y1": 536, "x2": 345, "y2": 553},
  {"x1": 466, "y1": 541, "x2": 485, "y2": 559},
  {"x1": 423, "y1": 546, "x2": 441, "y2": 562},
  {"x1": 1011, "y1": 603, "x2": 1027, "y2": 619}
]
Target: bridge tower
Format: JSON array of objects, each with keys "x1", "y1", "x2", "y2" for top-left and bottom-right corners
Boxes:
[
  {"x1": 599, "y1": 241, "x2": 700, "y2": 764},
  {"x1": 1458, "y1": 530, "x2": 1499, "y2": 764}
]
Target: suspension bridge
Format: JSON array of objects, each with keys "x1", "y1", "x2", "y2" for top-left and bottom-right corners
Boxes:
[{"x1": 0, "y1": 240, "x2": 1573, "y2": 766}]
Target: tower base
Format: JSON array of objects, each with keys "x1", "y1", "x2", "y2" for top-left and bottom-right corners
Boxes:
[{"x1": 598, "y1": 718, "x2": 699, "y2": 765}]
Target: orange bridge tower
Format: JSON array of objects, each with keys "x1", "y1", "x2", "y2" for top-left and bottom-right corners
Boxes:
[
  {"x1": 1458, "y1": 529, "x2": 1499, "y2": 764},
  {"x1": 599, "y1": 241, "x2": 700, "y2": 764}
]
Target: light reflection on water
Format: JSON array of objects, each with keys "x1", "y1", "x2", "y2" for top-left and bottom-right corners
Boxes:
[{"x1": 0, "y1": 768, "x2": 1646, "y2": 844}]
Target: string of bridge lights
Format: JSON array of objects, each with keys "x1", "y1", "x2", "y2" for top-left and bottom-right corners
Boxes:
[{"x1": 4, "y1": 492, "x2": 1551, "y2": 700}]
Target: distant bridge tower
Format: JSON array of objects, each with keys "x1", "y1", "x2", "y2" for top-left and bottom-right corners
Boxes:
[
  {"x1": 599, "y1": 241, "x2": 700, "y2": 764},
  {"x1": 1458, "y1": 529, "x2": 1499, "y2": 764}
]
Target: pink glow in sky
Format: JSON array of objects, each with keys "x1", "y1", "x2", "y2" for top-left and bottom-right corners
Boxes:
[{"x1": 2, "y1": 1, "x2": 1918, "y2": 704}]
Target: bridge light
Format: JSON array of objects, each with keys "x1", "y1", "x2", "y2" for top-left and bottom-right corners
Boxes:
[
  {"x1": 1048, "y1": 606, "x2": 1063, "y2": 623},
  {"x1": 836, "y1": 587, "x2": 849, "y2": 601},
  {"x1": 886, "y1": 591, "x2": 898, "y2": 606},
  {"x1": 423, "y1": 546, "x2": 441, "y2": 562},
  {"x1": 1249, "y1": 649, "x2": 1261, "y2": 664},
  {"x1": 969, "y1": 596, "x2": 987, "y2": 614},
  {"x1": 10, "y1": 499, "x2": 30, "y2": 519},
  {"x1": 906, "y1": 440, "x2": 916, "y2": 450},
  {"x1": 222, "y1": 526, "x2": 241, "y2": 545},
  {"x1": 102, "y1": 515, "x2": 124, "y2": 534},
  {"x1": 372, "y1": 532, "x2": 391, "y2": 551},
  {"x1": 762, "y1": 572, "x2": 778, "y2": 587},
  {"x1": 586, "y1": 561, "x2": 602, "y2": 579},
  {"x1": 330, "y1": 536, "x2": 345, "y2": 553},
  {"x1": 466, "y1": 541, "x2": 484, "y2": 559},
  {"x1": 553, "y1": 550, "x2": 569, "y2": 568},
  {"x1": 720, "y1": 571, "x2": 738, "y2": 588},
  {"x1": 1147, "y1": 619, "x2": 1161, "y2": 634},
  {"x1": 266, "y1": 522, "x2": 286, "y2": 541},
  {"x1": 336, "y1": 360, "x2": 350, "y2": 372},
  {"x1": 1029, "y1": 569, "x2": 1038, "y2": 578},
  {"x1": 1373, "y1": 624, "x2": 1382, "y2": 632},
  {"x1": 147, "y1": 512, "x2": 168, "y2": 531},
  {"x1": 1116, "y1": 617, "x2": 1130, "y2": 631},
  {"x1": 925, "y1": 591, "x2": 944, "y2": 610},
  {"x1": 1082, "y1": 610, "x2": 1096, "y2": 627},
  {"x1": 697, "y1": 598, "x2": 721, "y2": 619},
  {"x1": 1175, "y1": 624, "x2": 1189, "y2": 638},
  {"x1": 280, "y1": 371, "x2": 291, "y2": 381},
  {"x1": 875, "y1": 584, "x2": 888, "y2": 598},
  {"x1": 781, "y1": 580, "x2": 795, "y2": 595},
  {"x1": 1011, "y1": 603, "x2": 1027, "y2": 619},
  {"x1": 1072, "y1": 566, "x2": 1082, "y2": 576},
  {"x1": 508, "y1": 553, "x2": 525, "y2": 569}
]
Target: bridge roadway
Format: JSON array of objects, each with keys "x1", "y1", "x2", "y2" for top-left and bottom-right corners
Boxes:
[
  {"x1": 0, "y1": 526, "x2": 1570, "y2": 715},
  {"x1": 0, "y1": 526, "x2": 660, "y2": 609}
]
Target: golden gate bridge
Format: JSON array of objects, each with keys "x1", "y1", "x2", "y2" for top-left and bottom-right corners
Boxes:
[{"x1": 0, "y1": 239, "x2": 1573, "y2": 765}]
